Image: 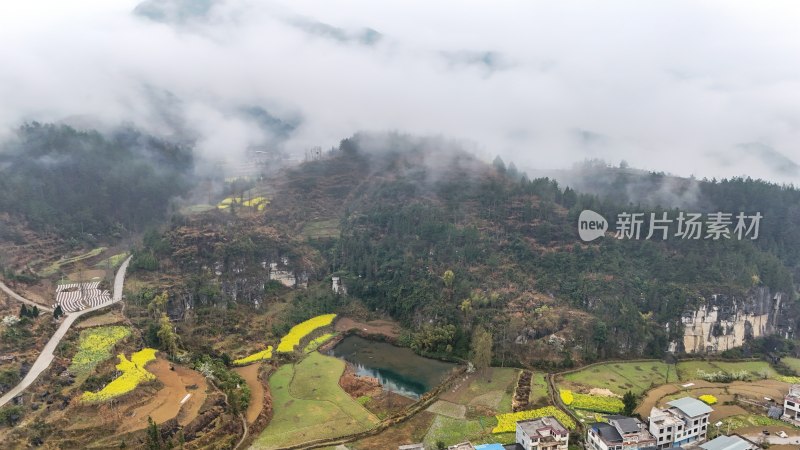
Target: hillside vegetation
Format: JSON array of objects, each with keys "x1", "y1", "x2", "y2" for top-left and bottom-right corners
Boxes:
[{"x1": 131, "y1": 132, "x2": 798, "y2": 368}]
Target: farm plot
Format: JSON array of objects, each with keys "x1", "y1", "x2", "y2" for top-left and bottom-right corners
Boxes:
[
  {"x1": 94, "y1": 252, "x2": 129, "y2": 269},
  {"x1": 56, "y1": 281, "x2": 112, "y2": 312},
  {"x1": 423, "y1": 415, "x2": 505, "y2": 448},
  {"x1": 782, "y1": 357, "x2": 800, "y2": 374},
  {"x1": 559, "y1": 361, "x2": 672, "y2": 396},
  {"x1": 276, "y1": 313, "x2": 337, "y2": 353},
  {"x1": 39, "y1": 247, "x2": 107, "y2": 276},
  {"x1": 118, "y1": 358, "x2": 208, "y2": 432},
  {"x1": 636, "y1": 378, "x2": 792, "y2": 424},
  {"x1": 82, "y1": 348, "x2": 157, "y2": 403},
  {"x1": 439, "y1": 367, "x2": 519, "y2": 414},
  {"x1": 560, "y1": 389, "x2": 624, "y2": 414},
  {"x1": 529, "y1": 372, "x2": 549, "y2": 407},
  {"x1": 677, "y1": 360, "x2": 777, "y2": 382},
  {"x1": 304, "y1": 333, "x2": 336, "y2": 353},
  {"x1": 233, "y1": 346, "x2": 273, "y2": 366},
  {"x1": 254, "y1": 352, "x2": 379, "y2": 449},
  {"x1": 69, "y1": 326, "x2": 130, "y2": 377},
  {"x1": 493, "y1": 406, "x2": 576, "y2": 433},
  {"x1": 352, "y1": 410, "x2": 437, "y2": 450},
  {"x1": 417, "y1": 368, "x2": 519, "y2": 448}
]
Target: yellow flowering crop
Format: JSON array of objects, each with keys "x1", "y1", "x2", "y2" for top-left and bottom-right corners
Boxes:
[
  {"x1": 233, "y1": 346, "x2": 273, "y2": 366},
  {"x1": 699, "y1": 394, "x2": 717, "y2": 405},
  {"x1": 81, "y1": 348, "x2": 157, "y2": 403},
  {"x1": 559, "y1": 389, "x2": 574, "y2": 405},
  {"x1": 493, "y1": 406, "x2": 576, "y2": 433},
  {"x1": 277, "y1": 314, "x2": 337, "y2": 353},
  {"x1": 70, "y1": 326, "x2": 131, "y2": 376},
  {"x1": 571, "y1": 393, "x2": 624, "y2": 413},
  {"x1": 304, "y1": 333, "x2": 335, "y2": 353},
  {"x1": 217, "y1": 196, "x2": 269, "y2": 210}
]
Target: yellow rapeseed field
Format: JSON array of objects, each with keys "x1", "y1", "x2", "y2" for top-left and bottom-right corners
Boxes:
[
  {"x1": 492, "y1": 406, "x2": 576, "y2": 433},
  {"x1": 233, "y1": 346, "x2": 273, "y2": 366},
  {"x1": 81, "y1": 348, "x2": 157, "y2": 403},
  {"x1": 303, "y1": 333, "x2": 335, "y2": 353},
  {"x1": 277, "y1": 314, "x2": 336, "y2": 353}
]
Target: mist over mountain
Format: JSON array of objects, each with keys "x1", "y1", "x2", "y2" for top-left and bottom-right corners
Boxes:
[{"x1": 2, "y1": 0, "x2": 800, "y2": 184}]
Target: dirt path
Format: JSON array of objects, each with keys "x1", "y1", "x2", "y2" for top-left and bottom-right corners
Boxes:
[
  {"x1": 234, "y1": 364, "x2": 264, "y2": 424},
  {"x1": 118, "y1": 358, "x2": 207, "y2": 432}
]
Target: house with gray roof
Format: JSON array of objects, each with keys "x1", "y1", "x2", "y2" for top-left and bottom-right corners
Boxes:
[
  {"x1": 648, "y1": 397, "x2": 713, "y2": 448},
  {"x1": 699, "y1": 435, "x2": 758, "y2": 450},
  {"x1": 515, "y1": 416, "x2": 569, "y2": 450},
  {"x1": 587, "y1": 415, "x2": 657, "y2": 450}
]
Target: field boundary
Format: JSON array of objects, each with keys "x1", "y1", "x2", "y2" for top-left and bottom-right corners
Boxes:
[{"x1": 266, "y1": 365, "x2": 467, "y2": 450}]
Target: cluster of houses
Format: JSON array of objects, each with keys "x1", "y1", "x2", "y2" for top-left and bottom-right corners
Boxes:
[{"x1": 400, "y1": 395, "x2": 770, "y2": 450}]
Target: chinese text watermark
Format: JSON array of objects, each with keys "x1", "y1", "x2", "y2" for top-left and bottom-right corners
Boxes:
[{"x1": 578, "y1": 210, "x2": 762, "y2": 242}]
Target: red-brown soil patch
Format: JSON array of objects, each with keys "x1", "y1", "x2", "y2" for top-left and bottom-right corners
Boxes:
[
  {"x1": 351, "y1": 410, "x2": 436, "y2": 450},
  {"x1": 233, "y1": 363, "x2": 264, "y2": 424},
  {"x1": 118, "y1": 358, "x2": 207, "y2": 432},
  {"x1": 364, "y1": 390, "x2": 414, "y2": 416},
  {"x1": 339, "y1": 363, "x2": 382, "y2": 399},
  {"x1": 335, "y1": 317, "x2": 401, "y2": 338}
]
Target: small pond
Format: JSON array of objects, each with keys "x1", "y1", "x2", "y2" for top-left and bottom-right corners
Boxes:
[{"x1": 328, "y1": 335, "x2": 457, "y2": 399}]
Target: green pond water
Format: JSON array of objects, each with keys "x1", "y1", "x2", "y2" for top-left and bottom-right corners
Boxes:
[{"x1": 328, "y1": 335, "x2": 457, "y2": 399}]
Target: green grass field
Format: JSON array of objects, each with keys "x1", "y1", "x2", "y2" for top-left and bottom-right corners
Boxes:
[
  {"x1": 253, "y1": 352, "x2": 379, "y2": 449},
  {"x1": 784, "y1": 357, "x2": 800, "y2": 374},
  {"x1": 561, "y1": 361, "x2": 672, "y2": 396},
  {"x1": 676, "y1": 360, "x2": 776, "y2": 381},
  {"x1": 423, "y1": 415, "x2": 512, "y2": 448},
  {"x1": 443, "y1": 367, "x2": 520, "y2": 413},
  {"x1": 417, "y1": 367, "x2": 520, "y2": 447},
  {"x1": 529, "y1": 372, "x2": 549, "y2": 406},
  {"x1": 714, "y1": 414, "x2": 788, "y2": 434}
]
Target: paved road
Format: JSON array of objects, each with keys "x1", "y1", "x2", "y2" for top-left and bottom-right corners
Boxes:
[
  {"x1": 742, "y1": 433, "x2": 800, "y2": 446},
  {"x1": 0, "y1": 280, "x2": 53, "y2": 312},
  {"x1": 0, "y1": 256, "x2": 132, "y2": 407}
]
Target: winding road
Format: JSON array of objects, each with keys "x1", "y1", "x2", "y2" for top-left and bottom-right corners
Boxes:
[
  {"x1": 0, "y1": 280, "x2": 53, "y2": 312},
  {"x1": 0, "y1": 256, "x2": 132, "y2": 408}
]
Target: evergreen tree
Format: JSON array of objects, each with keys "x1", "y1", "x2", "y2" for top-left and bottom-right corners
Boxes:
[
  {"x1": 53, "y1": 305, "x2": 63, "y2": 320},
  {"x1": 146, "y1": 416, "x2": 161, "y2": 450},
  {"x1": 623, "y1": 391, "x2": 637, "y2": 416}
]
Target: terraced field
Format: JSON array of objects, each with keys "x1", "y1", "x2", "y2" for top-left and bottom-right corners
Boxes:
[
  {"x1": 676, "y1": 360, "x2": 777, "y2": 381},
  {"x1": 253, "y1": 352, "x2": 379, "y2": 449},
  {"x1": 560, "y1": 361, "x2": 672, "y2": 396}
]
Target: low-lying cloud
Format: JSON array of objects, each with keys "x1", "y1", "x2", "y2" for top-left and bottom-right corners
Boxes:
[{"x1": 2, "y1": 0, "x2": 800, "y2": 184}]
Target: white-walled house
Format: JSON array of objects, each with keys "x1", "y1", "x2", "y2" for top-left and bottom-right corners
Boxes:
[
  {"x1": 782, "y1": 384, "x2": 800, "y2": 424},
  {"x1": 648, "y1": 397, "x2": 712, "y2": 448},
  {"x1": 587, "y1": 415, "x2": 657, "y2": 450},
  {"x1": 515, "y1": 416, "x2": 569, "y2": 450}
]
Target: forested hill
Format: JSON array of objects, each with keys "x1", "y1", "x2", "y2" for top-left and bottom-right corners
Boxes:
[
  {"x1": 0, "y1": 123, "x2": 194, "y2": 240},
  {"x1": 546, "y1": 160, "x2": 800, "y2": 273},
  {"x1": 144, "y1": 132, "x2": 799, "y2": 367}
]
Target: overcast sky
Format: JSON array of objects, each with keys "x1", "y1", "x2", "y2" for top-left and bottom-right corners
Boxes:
[{"x1": 1, "y1": 0, "x2": 799, "y2": 184}]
